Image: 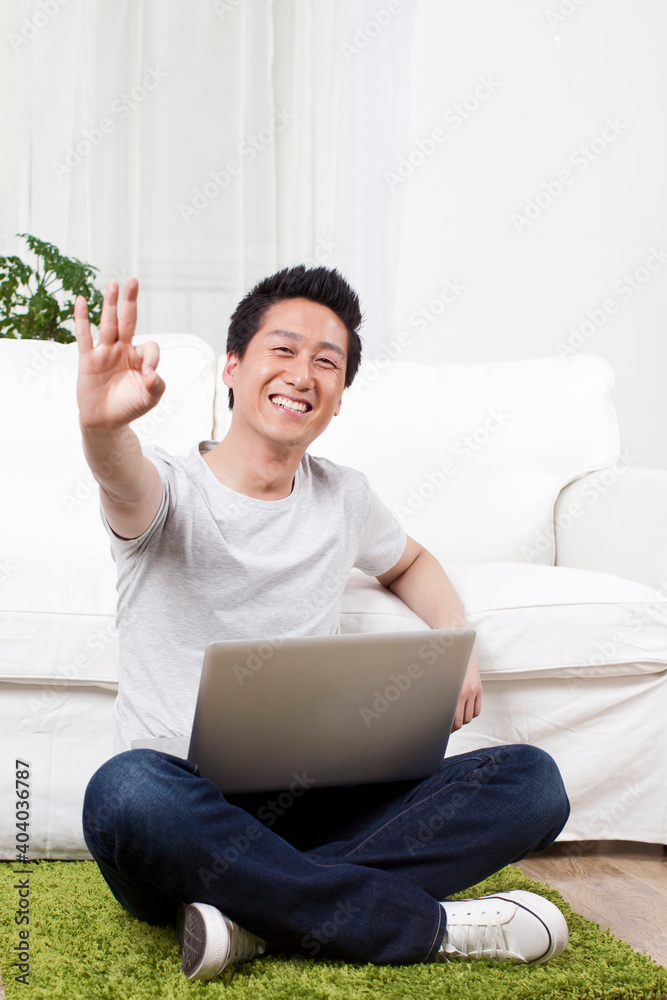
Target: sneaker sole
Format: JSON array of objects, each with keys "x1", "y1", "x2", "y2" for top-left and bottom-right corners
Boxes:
[
  {"x1": 177, "y1": 902, "x2": 230, "y2": 980},
  {"x1": 479, "y1": 891, "x2": 569, "y2": 964}
]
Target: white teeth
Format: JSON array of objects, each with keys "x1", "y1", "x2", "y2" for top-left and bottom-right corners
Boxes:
[{"x1": 271, "y1": 395, "x2": 309, "y2": 413}]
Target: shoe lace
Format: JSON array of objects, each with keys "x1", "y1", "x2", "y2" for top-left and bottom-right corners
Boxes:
[
  {"x1": 446, "y1": 906, "x2": 512, "y2": 960},
  {"x1": 225, "y1": 919, "x2": 267, "y2": 965}
]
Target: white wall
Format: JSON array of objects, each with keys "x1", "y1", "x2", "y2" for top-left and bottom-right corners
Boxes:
[{"x1": 390, "y1": 0, "x2": 667, "y2": 469}]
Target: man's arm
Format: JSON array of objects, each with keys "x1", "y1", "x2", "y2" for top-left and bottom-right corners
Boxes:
[
  {"x1": 75, "y1": 278, "x2": 165, "y2": 540},
  {"x1": 376, "y1": 535, "x2": 482, "y2": 731}
]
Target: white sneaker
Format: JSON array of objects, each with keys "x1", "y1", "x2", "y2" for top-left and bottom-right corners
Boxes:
[
  {"x1": 438, "y1": 890, "x2": 569, "y2": 964},
  {"x1": 176, "y1": 902, "x2": 268, "y2": 980}
]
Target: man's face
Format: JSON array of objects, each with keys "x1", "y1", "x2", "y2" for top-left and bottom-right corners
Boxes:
[{"x1": 223, "y1": 297, "x2": 349, "y2": 452}]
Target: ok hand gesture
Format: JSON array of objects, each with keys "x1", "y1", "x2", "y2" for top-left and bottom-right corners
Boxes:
[{"x1": 74, "y1": 278, "x2": 165, "y2": 431}]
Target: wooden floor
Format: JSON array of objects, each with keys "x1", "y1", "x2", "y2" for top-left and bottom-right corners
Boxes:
[
  {"x1": 516, "y1": 839, "x2": 667, "y2": 967},
  {"x1": 0, "y1": 840, "x2": 664, "y2": 998}
]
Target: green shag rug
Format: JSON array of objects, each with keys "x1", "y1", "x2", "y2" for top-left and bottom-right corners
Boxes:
[{"x1": 1, "y1": 861, "x2": 665, "y2": 1000}]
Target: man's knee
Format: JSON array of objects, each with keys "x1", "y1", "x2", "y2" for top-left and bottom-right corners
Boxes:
[
  {"x1": 82, "y1": 749, "x2": 165, "y2": 842},
  {"x1": 509, "y1": 743, "x2": 570, "y2": 833}
]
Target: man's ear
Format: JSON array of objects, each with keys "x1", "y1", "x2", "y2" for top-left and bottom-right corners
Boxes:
[
  {"x1": 333, "y1": 395, "x2": 343, "y2": 418},
  {"x1": 222, "y1": 351, "x2": 239, "y2": 390}
]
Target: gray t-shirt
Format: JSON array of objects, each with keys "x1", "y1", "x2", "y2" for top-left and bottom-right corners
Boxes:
[{"x1": 102, "y1": 441, "x2": 406, "y2": 753}]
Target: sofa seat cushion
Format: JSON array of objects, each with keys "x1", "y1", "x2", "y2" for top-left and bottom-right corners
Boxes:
[
  {"x1": 6, "y1": 555, "x2": 664, "y2": 688},
  {"x1": 340, "y1": 563, "x2": 667, "y2": 680}
]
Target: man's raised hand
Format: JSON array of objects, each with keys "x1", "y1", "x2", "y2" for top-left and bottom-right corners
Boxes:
[{"x1": 75, "y1": 278, "x2": 165, "y2": 430}]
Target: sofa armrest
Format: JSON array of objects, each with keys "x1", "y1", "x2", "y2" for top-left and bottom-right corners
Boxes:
[{"x1": 554, "y1": 466, "x2": 667, "y2": 591}]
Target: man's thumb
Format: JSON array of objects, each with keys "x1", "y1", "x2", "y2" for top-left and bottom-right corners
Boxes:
[{"x1": 144, "y1": 368, "x2": 165, "y2": 398}]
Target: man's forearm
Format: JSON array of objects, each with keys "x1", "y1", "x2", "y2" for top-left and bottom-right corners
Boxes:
[
  {"x1": 80, "y1": 423, "x2": 147, "y2": 504},
  {"x1": 387, "y1": 548, "x2": 470, "y2": 630},
  {"x1": 387, "y1": 545, "x2": 482, "y2": 729}
]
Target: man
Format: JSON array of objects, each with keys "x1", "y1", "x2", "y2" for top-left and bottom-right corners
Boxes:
[{"x1": 78, "y1": 266, "x2": 570, "y2": 981}]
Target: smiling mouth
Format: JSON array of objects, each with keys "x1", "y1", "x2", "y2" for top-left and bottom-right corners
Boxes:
[{"x1": 269, "y1": 394, "x2": 312, "y2": 414}]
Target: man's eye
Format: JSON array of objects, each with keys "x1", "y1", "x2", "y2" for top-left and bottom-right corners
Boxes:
[
  {"x1": 318, "y1": 357, "x2": 336, "y2": 366},
  {"x1": 274, "y1": 346, "x2": 292, "y2": 353}
]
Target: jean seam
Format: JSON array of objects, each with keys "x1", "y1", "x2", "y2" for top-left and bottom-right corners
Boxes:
[
  {"x1": 299, "y1": 851, "x2": 347, "y2": 870},
  {"x1": 424, "y1": 902, "x2": 443, "y2": 961}
]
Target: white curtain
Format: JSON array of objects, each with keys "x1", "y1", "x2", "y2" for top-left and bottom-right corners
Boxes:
[
  {"x1": 1, "y1": 0, "x2": 416, "y2": 356},
  {"x1": 272, "y1": 0, "x2": 417, "y2": 349}
]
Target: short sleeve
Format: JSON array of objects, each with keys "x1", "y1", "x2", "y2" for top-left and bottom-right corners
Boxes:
[
  {"x1": 354, "y1": 480, "x2": 407, "y2": 577},
  {"x1": 99, "y1": 445, "x2": 175, "y2": 557}
]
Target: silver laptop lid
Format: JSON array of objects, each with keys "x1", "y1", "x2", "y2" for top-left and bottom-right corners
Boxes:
[{"x1": 187, "y1": 628, "x2": 475, "y2": 794}]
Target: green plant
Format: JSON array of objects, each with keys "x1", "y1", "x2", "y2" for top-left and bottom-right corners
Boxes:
[{"x1": 0, "y1": 232, "x2": 103, "y2": 342}]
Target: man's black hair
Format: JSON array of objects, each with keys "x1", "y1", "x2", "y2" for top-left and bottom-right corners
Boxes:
[{"x1": 225, "y1": 265, "x2": 363, "y2": 409}]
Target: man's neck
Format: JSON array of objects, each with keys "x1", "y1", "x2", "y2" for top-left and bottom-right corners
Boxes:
[{"x1": 203, "y1": 426, "x2": 305, "y2": 500}]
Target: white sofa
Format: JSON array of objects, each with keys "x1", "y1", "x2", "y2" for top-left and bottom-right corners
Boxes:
[{"x1": 2, "y1": 334, "x2": 666, "y2": 858}]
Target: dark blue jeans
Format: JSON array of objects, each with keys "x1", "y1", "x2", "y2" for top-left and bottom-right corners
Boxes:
[{"x1": 82, "y1": 743, "x2": 569, "y2": 964}]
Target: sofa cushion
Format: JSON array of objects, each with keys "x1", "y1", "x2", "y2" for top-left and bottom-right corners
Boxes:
[
  {"x1": 0, "y1": 334, "x2": 216, "y2": 561},
  {"x1": 340, "y1": 563, "x2": 667, "y2": 680},
  {"x1": 215, "y1": 355, "x2": 621, "y2": 566}
]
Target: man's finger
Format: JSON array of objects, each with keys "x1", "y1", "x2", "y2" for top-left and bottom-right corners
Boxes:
[
  {"x1": 98, "y1": 281, "x2": 120, "y2": 346},
  {"x1": 135, "y1": 341, "x2": 164, "y2": 399},
  {"x1": 135, "y1": 340, "x2": 160, "y2": 373},
  {"x1": 74, "y1": 295, "x2": 93, "y2": 355},
  {"x1": 118, "y1": 277, "x2": 139, "y2": 343}
]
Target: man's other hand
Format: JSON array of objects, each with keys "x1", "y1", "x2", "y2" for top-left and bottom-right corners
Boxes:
[{"x1": 452, "y1": 653, "x2": 482, "y2": 732}]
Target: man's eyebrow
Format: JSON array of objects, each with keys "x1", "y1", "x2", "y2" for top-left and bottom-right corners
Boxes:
[{"x1": 266, "y1": 329, "x2": 346, "y2": 359}]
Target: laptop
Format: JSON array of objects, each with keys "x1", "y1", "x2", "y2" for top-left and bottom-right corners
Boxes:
[{"x1": 181, "y1": 628, "x2": 475, "y2": 793}]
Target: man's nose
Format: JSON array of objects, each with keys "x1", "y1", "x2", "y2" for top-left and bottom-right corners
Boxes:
[{"x1": 283, "y1": 356, "x2": 314, "y2": 388}]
